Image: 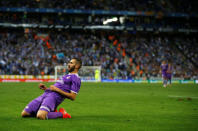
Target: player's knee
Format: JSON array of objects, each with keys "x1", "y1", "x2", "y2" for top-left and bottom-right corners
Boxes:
[
  {"x1": 36, "y1": 111, "x2": 47, "y2": 120},
  {"x1": 36, "y1": 114, "x2": 46, "y2": 120}
]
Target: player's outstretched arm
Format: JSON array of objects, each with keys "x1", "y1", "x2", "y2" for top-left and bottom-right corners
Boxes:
[{"x1": 49, "y1": 85, "x2": 77, "y2": 101}]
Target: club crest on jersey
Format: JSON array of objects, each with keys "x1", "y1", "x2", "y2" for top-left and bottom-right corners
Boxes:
[{"x1": 66, "y1": 76, "x2": 71, "y2": 79}]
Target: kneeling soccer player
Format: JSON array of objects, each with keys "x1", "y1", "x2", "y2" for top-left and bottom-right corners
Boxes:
[{"x1": 21, "y1": 58, "x2": 82, "y2": 120}]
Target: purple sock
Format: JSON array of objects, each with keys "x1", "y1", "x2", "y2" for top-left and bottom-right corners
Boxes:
[{"x1": 47, "y1": 112, "x2": 63, "y2": 119}]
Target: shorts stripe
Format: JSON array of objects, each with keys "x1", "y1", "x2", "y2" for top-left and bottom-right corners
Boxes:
[{"x1": 40, "y1": 106, "x2": 50, "y2": 112}]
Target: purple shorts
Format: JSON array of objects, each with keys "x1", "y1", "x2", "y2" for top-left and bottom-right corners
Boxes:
[{"x1": 24, "y1": 92, "x2": 57, "y2": 115}]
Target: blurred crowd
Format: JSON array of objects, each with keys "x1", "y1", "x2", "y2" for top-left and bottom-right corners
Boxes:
[
  {"x1": 0, "y1": 31, "x2": 197, "y2": 80},
  {"x1": 175, "y1": 38, "x2": 198, "y2": 67},
  {"x1": 1, "y1": 0, "x2": 197, "y2": 13}
]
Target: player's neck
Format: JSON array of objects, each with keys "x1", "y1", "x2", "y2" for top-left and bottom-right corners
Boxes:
[{"x1": 69, "y1": 70, "x2": 78, "y2": 74}]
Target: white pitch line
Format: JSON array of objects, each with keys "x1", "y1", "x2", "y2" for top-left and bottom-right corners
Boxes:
[{"x1": 168, "y1": 95, "x2": 198, "y2": 99}]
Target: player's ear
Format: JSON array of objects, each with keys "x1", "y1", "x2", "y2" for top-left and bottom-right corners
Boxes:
[{"x1": 75, "y1": 64, "x2": 80, "y2": 69}]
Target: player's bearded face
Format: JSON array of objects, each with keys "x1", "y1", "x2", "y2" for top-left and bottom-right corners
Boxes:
[
  {"x1": 68, "y1": 59, "x2": 76, "y2": 72},
  {"x1": 68, "y1": 64, "x2": 75, "y2": 72}
]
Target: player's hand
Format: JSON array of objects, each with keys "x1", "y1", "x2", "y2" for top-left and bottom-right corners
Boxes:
[{"x1": 39, "y1": 83, "x2": 47, "y2": 90}]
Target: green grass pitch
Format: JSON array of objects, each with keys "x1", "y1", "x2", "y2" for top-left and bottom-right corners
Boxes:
[{"x1": 0, "y1": 82, "x2": 198, "y2": 131}]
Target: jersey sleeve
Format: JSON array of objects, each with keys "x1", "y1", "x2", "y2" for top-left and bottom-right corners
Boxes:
[{"x1": 70, "y1": 76, "x2": 81, "y2": 94}]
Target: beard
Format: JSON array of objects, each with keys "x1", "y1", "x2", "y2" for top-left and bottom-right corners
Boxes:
[{"x1": 68, "y1": 65, "x2": 75, "y2": 72}]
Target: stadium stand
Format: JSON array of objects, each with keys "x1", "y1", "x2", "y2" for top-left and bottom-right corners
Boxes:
[
  {"x1": 0, "y1": 31, "x2": 197, "y2": 80},
  {"x1": 0, "y1": 0, "x2": 197, "y2": 80}
]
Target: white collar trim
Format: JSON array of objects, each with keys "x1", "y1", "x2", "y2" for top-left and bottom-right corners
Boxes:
[{"x1": 68, "y1": 73, "x2": 79, "y2": 77}]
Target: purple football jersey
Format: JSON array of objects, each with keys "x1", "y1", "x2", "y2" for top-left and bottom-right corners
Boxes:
[
  {"x1": 45, "y1": 73, "x2": 81, "y2": 103},
  {"x1": 161, "y1": 64, "x2": 168, "y2": 75}
]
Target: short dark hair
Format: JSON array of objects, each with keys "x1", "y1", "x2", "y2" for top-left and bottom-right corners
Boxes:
[{"x1": 73, "y1": 58, "x2": 82, "y2": 69}]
